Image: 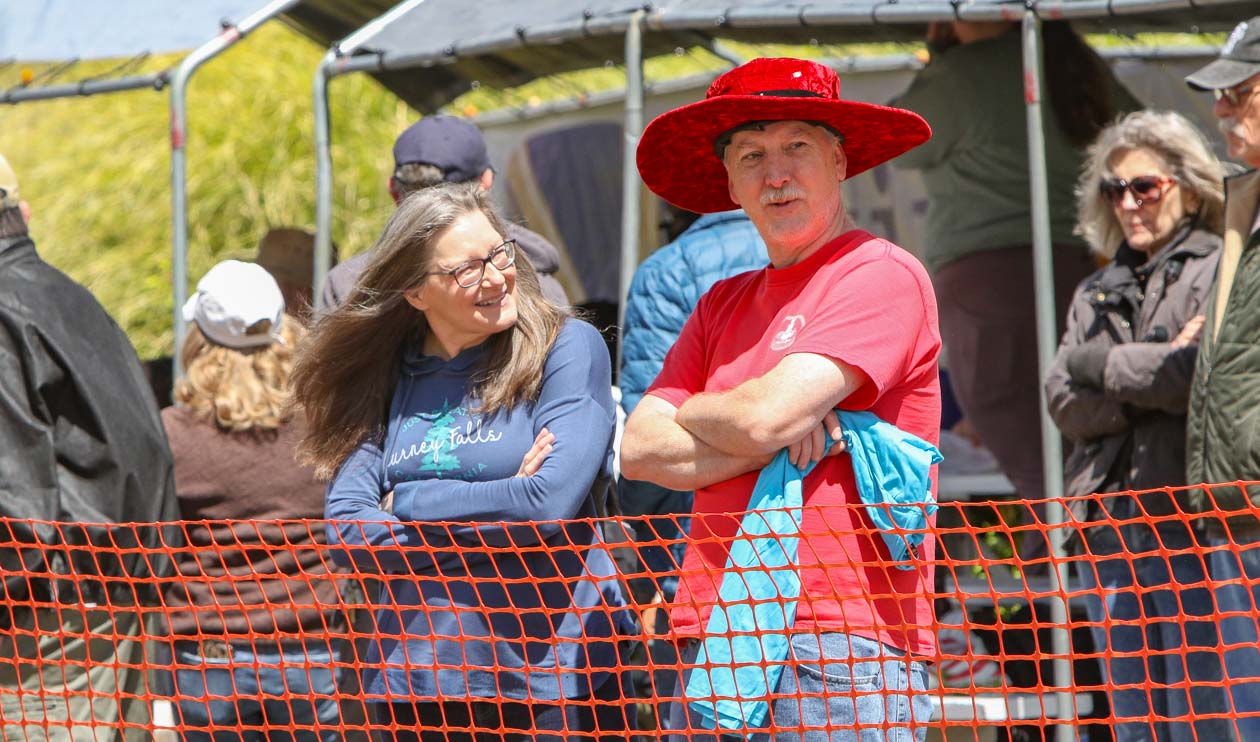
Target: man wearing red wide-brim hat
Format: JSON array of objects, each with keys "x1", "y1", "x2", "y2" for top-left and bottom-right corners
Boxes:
[{"x1": 621, "y1": 57, "x2": 940, "y2": 740}]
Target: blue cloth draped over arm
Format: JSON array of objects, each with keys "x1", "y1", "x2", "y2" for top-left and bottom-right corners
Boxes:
[
  {"x1": 838, "y1": 410, "x2": 942, "y2": 565},
  {"x1": 685, "y1": 410, "x2": 940, "y2": 732}
]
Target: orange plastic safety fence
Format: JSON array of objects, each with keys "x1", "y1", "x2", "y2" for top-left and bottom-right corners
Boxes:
[{"x1": 1, "y1": 483, "x2": 1259, "y2": 741}]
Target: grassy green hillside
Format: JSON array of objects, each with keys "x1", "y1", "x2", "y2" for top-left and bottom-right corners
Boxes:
[{"x1": 0, "y1": 23, "x2": 412, "y2": 359}]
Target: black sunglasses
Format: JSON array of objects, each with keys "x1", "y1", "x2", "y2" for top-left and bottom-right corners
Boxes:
[{"x1": 1098, "y1": 175, "x2": 1174, "y2": 207}]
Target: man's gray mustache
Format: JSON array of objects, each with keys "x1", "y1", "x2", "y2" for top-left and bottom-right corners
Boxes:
[
  {"x1": 760, "y1": 186, "x2": 807, "y2": 205},
  {"x1": 1219, "y1": 116, "x2": 1245, "y2": 138}
]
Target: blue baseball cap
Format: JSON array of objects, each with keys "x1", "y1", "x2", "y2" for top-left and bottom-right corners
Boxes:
[{"x1": 391, "y1": 115, "x2": 492, "y2": 184}]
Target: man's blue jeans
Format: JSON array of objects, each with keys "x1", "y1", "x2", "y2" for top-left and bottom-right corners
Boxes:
[
  {"x1": 1201, "y1": 532, "x2": 1260, "y2": 739},
  {"x1": 1074, "y1": 519, "x2": 1233, "y2": 741},
  {"x1": 666, "y1": 632, "x2": 930, "y2": 741},
  {"x1": 168, "y1": 638, "x2": 342, "y2": 742}
]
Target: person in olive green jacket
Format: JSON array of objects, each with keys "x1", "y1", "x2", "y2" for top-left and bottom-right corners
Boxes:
[{"x1": 1184, "y1": 18, "x2": 1260, "y2": 737}]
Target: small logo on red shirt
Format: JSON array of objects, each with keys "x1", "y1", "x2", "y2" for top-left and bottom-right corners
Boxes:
[{"x1": 771, "y1": 315, "x2": 806, "y2": 350}]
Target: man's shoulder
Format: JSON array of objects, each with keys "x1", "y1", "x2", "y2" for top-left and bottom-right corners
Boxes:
[
  {"x1": 326, "y1": 249, "x2": 371, "y2": 285},
  {"x1": 634, "y1": 222, "x2": 763, "y2": 299},
  {"x1": 328, "y1": 250, "x2": 372, "y2": 283},
  {"x1": 832, "y1": 230, "x2": 930, "y2": 280},
  {"x1": 319, "y1": 250, "x2": 372, "y2": 308},
  {"x1": 1225, "y1": 167, "x2": 1260, "y2": 200}
]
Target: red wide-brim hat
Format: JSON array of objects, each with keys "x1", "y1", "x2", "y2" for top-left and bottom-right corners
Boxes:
[{"x1": 637, "y1": 57, "x2": 932, "y2": 215}]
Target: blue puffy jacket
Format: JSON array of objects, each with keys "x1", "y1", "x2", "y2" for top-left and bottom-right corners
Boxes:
[
  {"x1": 617, "y1": 211, "x2": 766, "y2": 589},
  {"x1": 619, "y1": 211, "x2": 767, "y2": 414}
]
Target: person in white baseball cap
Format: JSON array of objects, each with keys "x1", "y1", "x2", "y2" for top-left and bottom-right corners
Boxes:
[
  {"x1": 160, "y1": 259, "x2": 350, "y2": 737},
  {"x1": 182, "y1": 259, "x2": 286, "y2": 349}
]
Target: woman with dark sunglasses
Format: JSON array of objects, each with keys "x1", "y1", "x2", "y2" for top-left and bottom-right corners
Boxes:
[
  {"x1": 291, "y1": 182, "x2": 637, "y2": 741},
  {"x1": 1045, "y1": 110, "x2": 1230, "y2": 742}
]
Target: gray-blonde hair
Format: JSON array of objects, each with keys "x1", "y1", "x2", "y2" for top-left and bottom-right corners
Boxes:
[{"x1": 1075, "y1": 110, "x2": 1225, "y2": 259}]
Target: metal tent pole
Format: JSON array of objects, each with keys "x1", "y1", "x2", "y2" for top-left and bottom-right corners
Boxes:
[
  {"x1": 313, "y1": 50, "x2": 336, "y2": 299},
  {"x1": 1021, "y1": 12, "x2": 1073, "y2": 742},
  {"x1": 617, "y1": 9, "x2": 646, "y2": 378},
  {"x1": 169, "y1": 0, "x2": 301, "y2": 374},
  {"x1": 2, "y1": 73, "x2": 166, "y2": 104},
  {"x1": 308, "y1": 0, "x2": 432, "y2": 304}
]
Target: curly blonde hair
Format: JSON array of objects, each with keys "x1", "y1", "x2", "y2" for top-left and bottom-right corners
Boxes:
[{"x1": 175, "y1": 315, "x2": 305, "y2": 432}]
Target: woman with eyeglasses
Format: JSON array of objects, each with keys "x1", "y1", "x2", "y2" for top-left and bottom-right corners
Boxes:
[
  {"x1": 291, "y1": 182, "x2": 636, "y2": 742},
  {"x1": 1045, "y1": 110, "x2": 1232, "y2": 742}
]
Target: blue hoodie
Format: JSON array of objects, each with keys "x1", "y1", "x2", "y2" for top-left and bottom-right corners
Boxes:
[{"x1": 325, "y1": 319, "x2": 633, "y2": 702}]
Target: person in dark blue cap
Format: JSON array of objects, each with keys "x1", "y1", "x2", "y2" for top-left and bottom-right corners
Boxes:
[{"x1": 318, "y1": 115, "x2": 568, "y2": 309}]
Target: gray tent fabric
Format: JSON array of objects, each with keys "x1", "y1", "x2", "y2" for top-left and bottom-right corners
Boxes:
[
  {"x1": 504, "y1": 122, "x2": 629, "y2": 305},
  {"x1": 0, "y1": 1, "x2": 268, "y2": 61},
  {"x1": 317, "y1": 0, "x2": 1255, "y2": 112}
]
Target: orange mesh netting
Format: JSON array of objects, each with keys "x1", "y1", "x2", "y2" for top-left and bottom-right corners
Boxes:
[{"x1": 1, "y1": 483, "x2": 1259, "y2": 741}]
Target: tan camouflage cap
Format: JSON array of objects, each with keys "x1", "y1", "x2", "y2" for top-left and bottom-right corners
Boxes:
[{"x1": 0, "y1": 152, "x2": 18, "y2": 210}]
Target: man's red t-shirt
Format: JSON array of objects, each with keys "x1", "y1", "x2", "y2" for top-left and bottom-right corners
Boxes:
[{"x1": 646, "y1": 229, "x2": 942, "y2": 657}]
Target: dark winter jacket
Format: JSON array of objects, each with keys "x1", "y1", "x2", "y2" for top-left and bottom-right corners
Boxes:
[
  {"x1": 0, "y1": 235, "x2": 179, "y2": 610},
  {"x1": 1187, "y1": 169, "x2": 1260, "y2": 537},
  {"x1": 1046, "y1": 225, "x2": 1219, "y2": 534}
]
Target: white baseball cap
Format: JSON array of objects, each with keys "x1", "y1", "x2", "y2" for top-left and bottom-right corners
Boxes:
[{"x1": 182, "y1": 260, "x2": 285, "y2": 349}]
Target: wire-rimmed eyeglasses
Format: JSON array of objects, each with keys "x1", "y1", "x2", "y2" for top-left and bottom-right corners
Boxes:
[{"x1": 422, "y1": 239, "x2": 516, "y2": 288}]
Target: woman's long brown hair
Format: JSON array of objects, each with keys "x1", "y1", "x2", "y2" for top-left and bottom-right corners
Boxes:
[{"x1": 291, "y1": 182, "x2": 565, "y2": 479}]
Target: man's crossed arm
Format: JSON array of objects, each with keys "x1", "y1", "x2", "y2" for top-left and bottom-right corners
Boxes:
[{"x1": 620, "y1": 352, "x2": 869, "y2": 491}]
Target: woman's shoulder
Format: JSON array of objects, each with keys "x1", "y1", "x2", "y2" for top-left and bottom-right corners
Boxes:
[
  {"x1": 554, "y1": 316, "x2": 606, "y2": 351},
  {"x1": 1175, "y1": 229, "x2": 1224, "y2": 280},
  {"x1": 1071, "y1": 260, "x2": 1115, "y2": 298},
  {"x1": 161, "y1": 404, "x2": 206, "y2": 441},
  {"x1": 162, "y1": 403, "x2": 305, "y2": 450},
  {"x1": 1182, "y1": 227, "x2": 1224, "y2": 254},
  {"x1": 544, "y1": 317, "x2": 612, "y2": 378}
]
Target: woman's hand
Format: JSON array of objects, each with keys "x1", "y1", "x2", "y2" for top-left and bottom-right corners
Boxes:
[
  {"x1": 787, "y1": 410, "x2": 847, "y2": 470},
  {"x1": 516, "y1": 428, "x2": 555, "y2": 477},
  {"x1": 1172, "y1": 314, "x2": 1206, "y2": 349}
]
